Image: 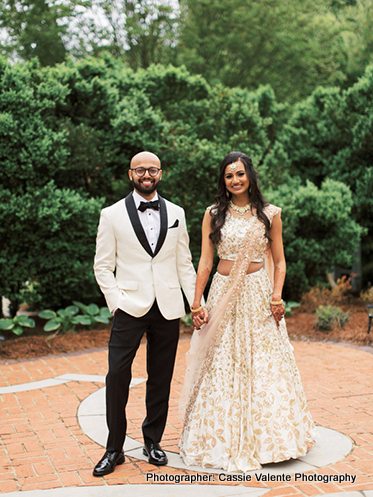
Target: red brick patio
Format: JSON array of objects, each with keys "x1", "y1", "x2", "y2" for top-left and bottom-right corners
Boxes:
[{"x1": 0, "y1": 337, "x2": 372, "y2": 495}]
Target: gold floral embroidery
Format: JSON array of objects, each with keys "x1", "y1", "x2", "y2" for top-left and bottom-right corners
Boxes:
[{"x1": 179, "y1": 204, "x2": 318, "y2": 473}]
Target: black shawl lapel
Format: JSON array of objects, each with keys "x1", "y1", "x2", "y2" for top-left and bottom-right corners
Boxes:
[
  {"x1": 153, "y1": 195, "x2": 168, "y2": 257},
  {"x1": 125, "y1": 192, "x2": 153, "y2": 257}
]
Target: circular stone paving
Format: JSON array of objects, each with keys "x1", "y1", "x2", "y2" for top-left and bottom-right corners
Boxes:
[{"x1": 78, "y1": 380, "x2": 353, "y2": 476}]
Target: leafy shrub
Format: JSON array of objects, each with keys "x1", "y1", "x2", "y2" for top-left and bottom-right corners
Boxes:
[
  {"x1": 0, "y1": 57, "x2": 271, "y2": 313},
  {"x1": 329, "y1": 276, "x2": 354, "y2": 304},
  {"x1": 0, "y1": 56, "x2": 369, "y2": 312},
  {"x1": 0, "y1": 315, "x2": 35, "y2": 336},
  {"x1": 72, "y1": 301, "x2": 112, "y2": 328},
  {"x1": 283, "y1": 301, "x2": 300, "y2": 315},
  {"x1": 300, "y1": 285, "x2": 333, "y2": 313},
  {"x1": 38, "y1": 306, "x2": 81, "y2": 334},
  {"x1": 361, "y1": 287, "x2": 373, "y2": 305},
  {"x1": 264, "y1": 68, "x2": 373, "y2": 286},
  {"x1": 267, "y1": 178, "x2": 365, "y2": 300},
  {"x1": 38, "y1": 302, "x2": 112, "y2": 333},
  {"x1": 315, "y1": 305, "x2": 349, "y2": 331},
  {"x1": 0, "y1": 183, "x2": 104, "y2": 313},
  {"x1": 301, "y1": 276, "x2": 353, "y2": 312}
]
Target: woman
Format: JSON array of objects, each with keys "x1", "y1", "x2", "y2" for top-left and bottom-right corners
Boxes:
[{"x1": 179, "y1": 151, "x2": 317, "y2": 472}]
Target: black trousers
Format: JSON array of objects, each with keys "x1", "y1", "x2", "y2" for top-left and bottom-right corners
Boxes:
[{"x1": 105, "y1": 301, "x2": 180, "y2": 452}]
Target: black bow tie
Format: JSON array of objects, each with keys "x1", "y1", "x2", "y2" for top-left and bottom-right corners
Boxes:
[{"x1": 138, "y1": 200, "x2": 159, "y2": 212}]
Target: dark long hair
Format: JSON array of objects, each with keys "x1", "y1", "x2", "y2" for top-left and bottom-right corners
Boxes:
[{"x1": 209, "y1": 151, "x2": 271, "y2": 244}]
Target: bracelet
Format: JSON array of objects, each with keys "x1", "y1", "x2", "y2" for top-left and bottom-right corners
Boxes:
[
  {"x1": 270, "y1": 299, "x2": 283, "y2": 306},
  {"x1": 191, "y1": 305, "x2": 203, "y2": 314}
]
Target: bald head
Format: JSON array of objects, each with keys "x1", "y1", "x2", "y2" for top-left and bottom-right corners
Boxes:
[
  {"x1": 130, "y1": 151, "x2": 161, "y2": 169},
  {"x1": 128, "y1": 151, "x2": 162, "y2": 199}
]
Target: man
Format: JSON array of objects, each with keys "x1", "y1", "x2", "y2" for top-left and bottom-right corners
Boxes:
[{"x1": 93, "y1": 151, "x2": 197, "y2": 477}]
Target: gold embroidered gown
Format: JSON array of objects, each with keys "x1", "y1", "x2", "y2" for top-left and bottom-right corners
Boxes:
[{"x1": 179, "y1": 205, "x2": 318, "y2": 472}]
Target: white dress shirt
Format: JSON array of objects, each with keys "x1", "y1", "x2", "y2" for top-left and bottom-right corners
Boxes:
[
  {"x1": 112, "y1": 190, "x2": 161, "y2": 315},
  {"x1": 132, "y1": 190, "x2": 160, "y2": 253}
]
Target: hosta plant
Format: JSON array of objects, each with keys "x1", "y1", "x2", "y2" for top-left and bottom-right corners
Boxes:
[
  {"x1": 315, "y1": 305, "x2": 349, "y2": 332},
  {"x1": 72, "y1": 301, "x2": 112, "y2": 328},
  {"x1": 38, "y1": 305, "x2": 81, "y2": 334},
  {"x1": 283, "y1": 301, "x2": 300, "y2": 315},
  {"x1": 0, "y1": 315, "x2": 35, "y2": 336}
]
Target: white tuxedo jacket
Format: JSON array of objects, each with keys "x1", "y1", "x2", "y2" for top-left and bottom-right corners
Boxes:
[{"x1": 94, "y1": 192, "x2": 197, "y2": 320}]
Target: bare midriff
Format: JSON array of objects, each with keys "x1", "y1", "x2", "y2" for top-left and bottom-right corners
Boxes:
[{"x1": 217, "y1": 259, "x2": 264, "y2": 276}]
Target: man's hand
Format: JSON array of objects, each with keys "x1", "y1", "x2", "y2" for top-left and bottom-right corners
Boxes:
[{"x1": 192, "y1": 307, "x2": 209, "y2": 329}]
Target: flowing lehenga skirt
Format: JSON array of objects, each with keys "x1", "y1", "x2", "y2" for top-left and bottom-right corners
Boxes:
[{"x1": 179, "y1": 268, "x2": 318, "y2": 472}]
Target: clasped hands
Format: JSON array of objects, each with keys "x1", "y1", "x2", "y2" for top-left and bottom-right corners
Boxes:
[
  {"x1": 191, "y1": 302, "x2": 285, "y2": 329},
  {"x1": 192, "y1": 307, "x2": 209, "y2": 330}
]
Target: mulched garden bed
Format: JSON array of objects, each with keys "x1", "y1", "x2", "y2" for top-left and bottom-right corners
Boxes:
[{"x1": 0, "y1": 304, "x2": 371, "y2": 361}]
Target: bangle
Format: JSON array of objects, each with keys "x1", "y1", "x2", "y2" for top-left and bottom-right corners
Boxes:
[
  {"x1": 191, "y1": 305, "x2": 203, "y2": 314},
  {"x1": 271, "y1": 299, "x2": 283, "y2": 306}
]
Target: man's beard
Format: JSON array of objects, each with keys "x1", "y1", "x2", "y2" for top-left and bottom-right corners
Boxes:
[{"x1": 131, "y1": 177, "x2": 159, "y2": 195}]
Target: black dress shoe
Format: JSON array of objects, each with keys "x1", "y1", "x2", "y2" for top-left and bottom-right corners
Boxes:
[
  {"x1": 143, "y1": 440, "x2": 168, "y2": 466},
  {"x1": 93, "y1": 450, "x2": 125, "y2": 477}
]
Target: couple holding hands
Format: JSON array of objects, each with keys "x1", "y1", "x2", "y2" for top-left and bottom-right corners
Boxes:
[{"x1": 93, "y1": 150, "x2": 317, "y2": 477}]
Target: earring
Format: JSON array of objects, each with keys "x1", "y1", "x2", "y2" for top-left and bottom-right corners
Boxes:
[{"x1": 226, "y1": 190, "x2": 230, "y2": 198}]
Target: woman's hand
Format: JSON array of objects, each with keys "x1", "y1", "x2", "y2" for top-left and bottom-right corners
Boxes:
[
  {"x1": 271, "y1": 303, "x2": 285, "y2": 327},
  {"x1": 192, "y1": 307, "x2": 209, "y2": 329}
]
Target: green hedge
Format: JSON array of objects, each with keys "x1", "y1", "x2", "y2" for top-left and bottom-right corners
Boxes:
[
  {"x1": 0, "y1": 183, "x2": 104, "y2": 313},
  {"x1": 0, "y1": 55, "x2": 370, "y2": 311},
  {"x1": 267, "y1": 178, "x2": 365, "y2": 298}
]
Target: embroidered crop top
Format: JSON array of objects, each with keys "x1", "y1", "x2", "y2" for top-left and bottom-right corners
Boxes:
[{"x1": 209, "y1": 204, "x2": 282, "y2": 262}]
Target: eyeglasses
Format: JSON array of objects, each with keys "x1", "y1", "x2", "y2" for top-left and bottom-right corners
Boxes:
[{"x1": 130, "y1": 167, "x2": 161, "y2": 177}]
